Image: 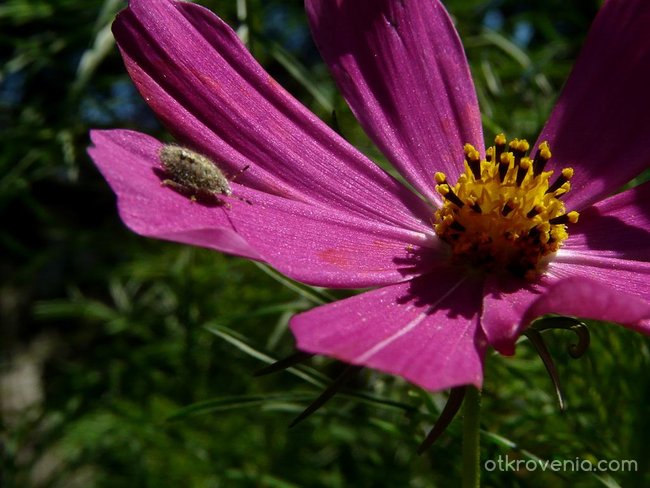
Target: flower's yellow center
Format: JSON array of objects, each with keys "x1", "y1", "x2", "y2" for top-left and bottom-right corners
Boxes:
[{"x1": 434, "y1": 134, "x2": 579, "y2": 279}]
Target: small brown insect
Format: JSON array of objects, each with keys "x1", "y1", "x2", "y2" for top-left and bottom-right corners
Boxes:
[{"x1": 158, "y1": 145, "x2": 248, "y2": 204}]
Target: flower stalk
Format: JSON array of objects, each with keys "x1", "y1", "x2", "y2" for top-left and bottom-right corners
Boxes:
[{"x1": 462, "y1": 386, "x2": 481, "y2": 488}]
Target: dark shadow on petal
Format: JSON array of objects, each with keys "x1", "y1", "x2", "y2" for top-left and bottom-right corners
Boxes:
[
  {"x1": 393, "y1": 269, "x2": 483, "y2": 322},
  {"x1": 634, "y1": 177, "x2": 650, "y2": 220},
  {"x1": 392, "y1": 243, "x2": 448, "y2": 279},
  {"x1": 483, "y1": 273, "x2": 542, "y2": 301},
  {"x1": 574, "y1": 205, "x2": 650, "y2": 261}
]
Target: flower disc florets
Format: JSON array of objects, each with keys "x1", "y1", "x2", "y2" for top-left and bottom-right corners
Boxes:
[{"x1": 434, "y1": 134, "x2": 579, "y2": 279}]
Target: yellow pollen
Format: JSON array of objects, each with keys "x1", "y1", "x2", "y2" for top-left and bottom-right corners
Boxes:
[
  {"x1": 539, "y1": 142, "x2": 551, "y2": 159},
  {"x1": 434, "y1": 134, "x2": 579, "y2": 278}
]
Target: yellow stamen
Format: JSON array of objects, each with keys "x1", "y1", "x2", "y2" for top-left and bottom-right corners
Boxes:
[
  {"x1": 434, "y1": 172, "x2": 447, "y2": 184},
  {"x1": 434, "y1": 135, "x2": 579, "y2": 278}
]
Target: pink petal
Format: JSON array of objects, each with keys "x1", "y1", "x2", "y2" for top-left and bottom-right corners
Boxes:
[
  {"x1": 305, "y1": 0, "x2": 483, "y2": 204},
  {"x1": 563, "y1": 181, "x2": 650, "y2": 261},
  {"x1": 230, "y1": 186, "x2": 442, "y2": 288},
  {"x1": 480, "y1": 274, "x2": 549, "y2": 356},
  {"x1": 290, "y1": 273, "x2": 487, "y2": 391},
  {"x1": 521, "y1": 277, "x2": 650, "y2": 335},
  {"x1": 535, "y1": 0, "x2": 650, "y2": 210},
  {"x1": 88, "y1": 129, "x2": 259, "y2": 259},
  {"x1": 112, "y1": 0, "x2": 432, "y2": 232},
  {"x1": 548, "y1": 254, "x2": 650, "y2": 302}
]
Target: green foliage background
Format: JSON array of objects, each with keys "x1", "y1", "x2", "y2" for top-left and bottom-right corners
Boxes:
[{"x1": 1, "y1": 0, "x2": 649, "y2": 486}]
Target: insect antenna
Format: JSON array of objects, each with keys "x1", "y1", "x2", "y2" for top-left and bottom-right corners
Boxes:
[
  {"x1": 229, "y1": 165, "x2": 253, "y2": 205},
  {"x1": 229, "y1": 164, "x2": 251, "y2": 183}
]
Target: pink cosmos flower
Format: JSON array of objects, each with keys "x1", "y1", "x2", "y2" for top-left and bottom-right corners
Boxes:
[{"x1": 89, "y1": 0, "x2": 650, "y2": 392}]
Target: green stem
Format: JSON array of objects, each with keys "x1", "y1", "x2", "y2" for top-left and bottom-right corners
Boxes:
[{"x1": 462, "y1": 386, "x2": 481, "y2": 488}]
